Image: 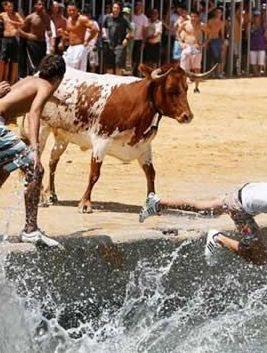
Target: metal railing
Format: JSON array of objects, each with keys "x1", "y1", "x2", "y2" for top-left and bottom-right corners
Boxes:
[{"x1": 16, "y1": 0, "x2": 265, "y2": 77}]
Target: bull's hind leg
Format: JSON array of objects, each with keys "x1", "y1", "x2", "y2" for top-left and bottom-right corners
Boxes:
[
  {"x1": 138, "y1": 145, "x2": 155, "y2": 195},
  {"x1": 78, "y1": 155, "x2": 102, "y2": 213},
  {"x1": 44, "y1": 136, "x2": 69, "y2": 204}
]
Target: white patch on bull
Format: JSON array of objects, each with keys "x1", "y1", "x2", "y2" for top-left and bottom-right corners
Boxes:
[{"x1": 42, "y1": 67, "x2": 140, "y2": 134}]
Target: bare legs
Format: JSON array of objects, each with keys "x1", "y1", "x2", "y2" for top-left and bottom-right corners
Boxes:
[{"x1": 22, "y1": 165, "x2": 44, "y2": 233}]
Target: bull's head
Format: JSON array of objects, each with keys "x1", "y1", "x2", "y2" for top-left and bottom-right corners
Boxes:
[{"x1": 139, "y1": 63, "x2": 217, "y2": 124}]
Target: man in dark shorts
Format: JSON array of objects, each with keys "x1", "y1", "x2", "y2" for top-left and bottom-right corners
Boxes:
[
  {"x1": 19, "y1": 0, "x2": 51, "y2": 74},
  {"x1": 102, "y1": 2, "x2": 132, "y2": 75},
  {"x1": 0, "y1": 54, "x2": 66, "y2": 246},
  {"x1": 139, "y1": 183, "x2": 267, "y2": 266},
  {"x1": 0, "y1": 1, "x2": 24, "y2": 84}
]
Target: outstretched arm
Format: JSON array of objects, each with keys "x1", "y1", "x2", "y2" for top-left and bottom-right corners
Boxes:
[{"x1": 160, "y1": 197, "x2": 224, "y2": 215}]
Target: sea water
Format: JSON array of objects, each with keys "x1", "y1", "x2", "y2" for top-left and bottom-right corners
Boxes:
[{"x1": 0, "y1": 237, "x2": 267, "y2": 353}]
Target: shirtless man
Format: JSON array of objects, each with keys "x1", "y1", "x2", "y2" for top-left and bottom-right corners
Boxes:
[
  {"x1": 207, "y1": 7, "x2": 225, "y2": 78},
  {"x1": 0, "y1": 1, "x2": 24, "y2": 84},
  {"x1": 0, "y1": 54, "x2": 66, "y2": 246},
  {"x1": 60, "y1": 2, "x2": 98, "y2": 71},
  {"x1": 179, "y1": 9, "x2": 207, "y2": 93},
  {"x1": 139, "y1": 182, "x2": 267, "y2": 266},
  {"x1": 19, "y1": 0, "x2": 51, "y2": 74}
]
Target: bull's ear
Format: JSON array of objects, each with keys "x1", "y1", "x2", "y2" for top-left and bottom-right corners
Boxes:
[{"x1": 138, "y1": 64, "x2": 153, "y2": 78}]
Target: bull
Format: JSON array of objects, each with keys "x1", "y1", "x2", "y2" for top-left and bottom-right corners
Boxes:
[{"x1": 30, "y1": 63, "x2": 215, "y2": 213}]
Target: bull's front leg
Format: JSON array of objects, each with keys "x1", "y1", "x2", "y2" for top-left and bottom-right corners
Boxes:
[
  {"x1": 78, "y1": 154, "x2": 102, "y2": 213},
  {"x1": 137, "y1": 144, "x2": 155, "y2": 196},
  {"x1": 44, "y1": 136, "x2": 69, "y2": 204}
]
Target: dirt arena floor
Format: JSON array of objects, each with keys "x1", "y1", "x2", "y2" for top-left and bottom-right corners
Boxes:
[{"x1": 1, "y1": 77, "x2": 267, "y2": 244}]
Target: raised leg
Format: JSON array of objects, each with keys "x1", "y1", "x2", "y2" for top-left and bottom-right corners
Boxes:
[
  {"x1": 44, "y1": 136, "x2": 69, "y2": 204},
  {"x1": 138, "y1": 146, "x2": 155, "y2": 195}
]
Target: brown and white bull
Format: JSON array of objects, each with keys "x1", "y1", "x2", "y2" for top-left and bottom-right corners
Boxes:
[{"x1": 34, "y1": 63, "x2": 215, "y2": 213}]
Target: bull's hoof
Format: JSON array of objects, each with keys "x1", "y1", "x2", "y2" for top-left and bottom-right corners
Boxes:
[
  {"x1": 48, "y1": 193, "x2": 59, "y2": 205},
  {"x1": 78, "y1": 204, "x2": 93, "y2": 214}
]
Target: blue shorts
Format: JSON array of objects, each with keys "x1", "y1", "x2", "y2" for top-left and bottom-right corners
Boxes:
[
  {"x1": 0, "y1": 126, "x2": 33, "y2": 173},
  {"x1": 173, "y1": 40, "x2": 182, "y2": 60}
]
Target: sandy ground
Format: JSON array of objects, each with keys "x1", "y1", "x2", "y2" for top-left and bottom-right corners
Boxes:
[{"x1": 1, "y1": 77, "x2": 267, "y2": 246}]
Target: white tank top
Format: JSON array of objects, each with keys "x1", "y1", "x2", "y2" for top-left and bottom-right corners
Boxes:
[{"x1": 241, "y1": 182, "x2": 267, "y2": 215}]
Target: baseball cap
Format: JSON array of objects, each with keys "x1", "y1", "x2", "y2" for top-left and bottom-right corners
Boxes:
[{"x1": 122, "y1": 7, "x2": 131, "y2": 15}]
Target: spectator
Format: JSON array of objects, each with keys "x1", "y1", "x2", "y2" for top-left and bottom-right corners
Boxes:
[
  {"x1": 207, "y1": 7, "x2": 225, "y2": 78},
  {"x1": 0, "y1": 1, "x2": 23, "y2": 84},
  {"x1": 144, "y1": 9, "x2": 162, "y2": 69},
  {"x1": 122, "y1": 6, "x2": 135, "y2": 74},
  {"x1": 19, "y1": 0, "x2": 51, "y2": 75},
  {"x1": 249, "y1": 9, "x2": 267, "y2": 76},
  {"x1": 233, "y1": 4, "x2": 242, "y2": 76},
  {"x1": 179, "y1": 9, "x2": 207, "y2": 93},
  {"x1": 50, "y1": 1, "x2": 67, "y2": 54},
  {"x1": 84, "y1": 10, "x2": 100, "y2": 73},
  {"x1": 102, "y1": 2, "x2": 132, "y2": 75},
  {"x1": 172, "y1": 6, "x2": 189, "y2": 63},
  {"x1": 98, "y1": 3, "x2": 112, "y2": 29},
  {"x1": 59, "y1": 2, "x2": 98, "y2": 72},
  {"x1": 132, "y1": 1, "x2": 148, "y2": 76}
]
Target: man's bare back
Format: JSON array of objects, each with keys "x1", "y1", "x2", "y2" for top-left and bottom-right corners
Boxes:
[{"x1": 0, "y1": 76, "x2": 55, "y2": 123}]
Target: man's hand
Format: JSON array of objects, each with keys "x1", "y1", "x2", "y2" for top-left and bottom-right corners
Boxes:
[{"x1": 0, "y1": 81, "x2": 11, "y2": 98}]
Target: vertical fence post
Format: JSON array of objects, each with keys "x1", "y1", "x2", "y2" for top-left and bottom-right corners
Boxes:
[
  {"x1": 238, "y1": 0, "x2": 243, "y2": 76},
  {"x1": 246, "y1": 0, "x2": 252, "y2": 76},
  {"x1": 227, "y1": 0, "x2": 235, "y2": 77},
  {"x1": 99, "y1": 0, "x2": 105, "y2": 74}
]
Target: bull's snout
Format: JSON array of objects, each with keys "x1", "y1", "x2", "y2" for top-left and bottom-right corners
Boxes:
[{"x1": 177, "y1": 112, "x2": 194, "y2": 124}]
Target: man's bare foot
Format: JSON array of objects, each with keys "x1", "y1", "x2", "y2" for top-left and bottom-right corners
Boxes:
[{"x1": 0, "y1": 81, "x2": 11, "y2": 98}]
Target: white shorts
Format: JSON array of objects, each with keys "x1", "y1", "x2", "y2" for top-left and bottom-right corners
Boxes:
[
  {"x1": 180, "y1": 46, "x2": 202, "y2": 70},
  {"x1": 63, "y1": 44, "x2": 89, "y2": 71},
  {"x1": 250, "y1": 50, "x2": 265, "y2": 66}
]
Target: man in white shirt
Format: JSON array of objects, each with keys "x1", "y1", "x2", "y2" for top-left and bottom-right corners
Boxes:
[
  {"x1": 139, "y1": 182, "x2": 267, "y2": 266},
  {"x1": 132, "y1": 1, "x2": 148, "y2": 76}
]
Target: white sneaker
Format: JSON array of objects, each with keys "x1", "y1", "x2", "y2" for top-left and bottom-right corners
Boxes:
[
  {"x1": 205, "y1": 229, "x2": 222, "y2": 266},
  {"x1": 139, "y1": 192, "x2": 161, "y2": 223},
  {"x1": 21, "y1": 229, "x2": 63, "y2": 248}
]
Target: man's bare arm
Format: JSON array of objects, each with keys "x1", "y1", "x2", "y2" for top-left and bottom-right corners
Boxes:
[
  {"x1": 83, "y1": 18, "x2": 99, "y2": 45},
  {"x1": 27, "y1": 89, "x2": 50, "y2": 154}
]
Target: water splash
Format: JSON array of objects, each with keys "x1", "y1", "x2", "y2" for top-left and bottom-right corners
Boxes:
[{"x1": 1, "y1": 239, "x2": 267, "y2": 353}]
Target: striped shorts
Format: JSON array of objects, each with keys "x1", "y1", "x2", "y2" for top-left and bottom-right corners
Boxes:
[{"x1": 0, "y1": 125, "x2": 33, "y2": 173}]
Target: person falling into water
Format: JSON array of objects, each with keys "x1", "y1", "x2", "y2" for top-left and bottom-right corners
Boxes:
[
  {"x1": 139, "y1": 182, "x2": 267, "y2": 266},
  {"x1": 0, "y1": 54, "x2": 66, "y2": 247}
]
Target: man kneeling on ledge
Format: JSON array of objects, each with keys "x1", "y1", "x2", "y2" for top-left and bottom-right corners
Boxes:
[{"x1": 139, "y1": 182, "x2": 267, "y2": 266}]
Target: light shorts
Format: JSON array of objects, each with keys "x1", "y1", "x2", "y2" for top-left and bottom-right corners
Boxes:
[
  {"x1": 180, "y1": 46, "x2": 202, "y2": 71},
  {"x1": 250, "y1": 50, "x2": 266, "y2": 66},
  {"x1": 63, "y1": 44, "x2": 89, "y2": 71},
  {"x1": 0, "y1": 125, "x2": 33, "y2": 173}
]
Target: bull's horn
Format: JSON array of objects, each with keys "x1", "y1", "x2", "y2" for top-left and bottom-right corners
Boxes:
[
  {"x1": 151, "y1": 67, "x2": 173, "y2": 81},
  {"x1": 185, "y1": 64, "x2": 218, "y2": 80}
]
